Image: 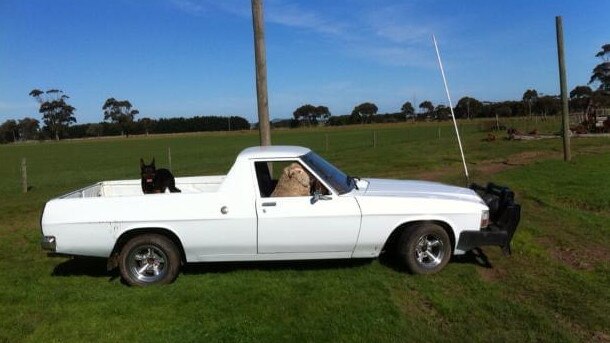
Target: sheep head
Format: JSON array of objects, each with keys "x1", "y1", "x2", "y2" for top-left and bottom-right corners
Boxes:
[{"x1": 284, "y1": 163, "x2": 311, "y2": 189}]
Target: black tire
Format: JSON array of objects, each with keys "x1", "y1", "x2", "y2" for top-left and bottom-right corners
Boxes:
[
  {"x1": 118, "y1": 234, "x2": 181, "y2": 286},
  {"x1": 397, "y1": 223, "x2": 451, "y2": 274}
]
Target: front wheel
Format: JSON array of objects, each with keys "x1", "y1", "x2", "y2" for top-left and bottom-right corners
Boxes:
[
  {"x1": 397, "y1": 223, "x2": 452, "y2": 274},
  {"x1": 118, "y1": 234, "x2": 181, "y2": 286}
]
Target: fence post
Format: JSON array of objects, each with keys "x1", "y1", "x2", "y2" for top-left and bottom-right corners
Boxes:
[
  {"x1": 168, "y1": 147, "x2": 172, "y2": 171},
  {"x1": 21, "y1": 158, "x2": 27, "y2": 193}
]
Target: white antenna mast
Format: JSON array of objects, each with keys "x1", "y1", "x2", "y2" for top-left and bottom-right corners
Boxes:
[{"x1": 432, "y1": 34, "x2": 470, "y2": 184}]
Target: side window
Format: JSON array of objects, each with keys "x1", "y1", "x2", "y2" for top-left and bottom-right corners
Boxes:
[{"x1": 254, "y1": 161, "x2": 329, "y2": 198}]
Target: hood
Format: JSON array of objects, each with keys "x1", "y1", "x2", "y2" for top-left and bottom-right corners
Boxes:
[{"x1": 362, "y1": 178, "x2": 483, "y2": 203}]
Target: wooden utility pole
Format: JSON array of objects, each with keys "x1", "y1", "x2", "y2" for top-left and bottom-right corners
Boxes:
[
  {"x1": 251, "y1": 0, "x2": 271, "y2": 146},
  {"x1": 556, "y1": 16, "x2": 571, "y2": 161}
]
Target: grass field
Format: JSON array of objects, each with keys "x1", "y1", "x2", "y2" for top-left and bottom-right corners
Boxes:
[{"x1": 0, "y1": 119, "x2": 608, "y2": 342}]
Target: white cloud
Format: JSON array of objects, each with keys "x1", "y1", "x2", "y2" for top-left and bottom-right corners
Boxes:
[
  {"x1": 374, "y1": 24, "x2": 431, "y2": 44},
  {"x1": 365, "y1": 3, "x2": 434, "y2": 44},
  {"x1": 362, "y1": 46, "x2": 436, "y2": 68},
  {"x1": 169, "y1": 0, "x2": 207, "y2": 15},
  {"x1": 265, "y1": 1, "x2": 347, "y2": 36},
  {"x1": 168, "y1": 0, "x2": 447, "y2": 68},
  {"x1": 170, "y1": 0, "x2": 347, "y2": 36}
]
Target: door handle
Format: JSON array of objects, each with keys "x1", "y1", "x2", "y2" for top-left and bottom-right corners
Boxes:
[{"x1": 262, "y1": 202, "x2": 276, "y2": 207}]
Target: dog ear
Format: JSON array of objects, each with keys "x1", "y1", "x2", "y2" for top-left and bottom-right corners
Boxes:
[{"x1": 140, "y1": 158, "x2": 145, "y2": 168}]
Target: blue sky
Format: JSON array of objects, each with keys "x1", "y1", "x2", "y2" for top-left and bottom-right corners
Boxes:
[{"x1": 1, "y1": 0, "x2": 608, "y2": 123}]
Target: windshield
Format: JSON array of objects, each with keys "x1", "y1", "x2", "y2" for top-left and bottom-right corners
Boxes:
[{"x1": 301, "y1": 152, "x2": 354, "y2": 195}]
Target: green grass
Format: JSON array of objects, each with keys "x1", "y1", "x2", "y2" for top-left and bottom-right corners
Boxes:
[{"x1": 0, "y1": 119, "x2": 608, "y2": 342}]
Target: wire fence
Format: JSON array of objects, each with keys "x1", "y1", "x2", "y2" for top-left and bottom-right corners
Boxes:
[{"x1": 2, "y1": 116, "x2": 572, "y2": 194}]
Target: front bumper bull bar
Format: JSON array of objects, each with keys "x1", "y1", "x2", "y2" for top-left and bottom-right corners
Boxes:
[{"x1": 457, "y1": 183, "x2": 521, "y2": 255}]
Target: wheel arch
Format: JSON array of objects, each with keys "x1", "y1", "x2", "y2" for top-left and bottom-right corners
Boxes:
[
  {"x1": 382, "y1": 220, "x2": 455, "y2": 255},
  {"x1": 108, "y1": 227, "x2": 187, "y2": 269}
]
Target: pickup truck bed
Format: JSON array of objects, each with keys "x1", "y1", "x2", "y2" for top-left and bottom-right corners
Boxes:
[{"x1": 60, "y1": 176, "x2": 226, "y2": 199}]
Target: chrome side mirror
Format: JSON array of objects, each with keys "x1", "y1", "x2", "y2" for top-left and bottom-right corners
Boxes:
[{"x1": 311, "y1": 191, "x2": 331, "y2": 204}]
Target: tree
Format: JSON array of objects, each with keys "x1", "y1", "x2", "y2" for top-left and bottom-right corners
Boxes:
[
  {"x1": 569, "y1": 85, "x2": 593, "y2": 113},
  {"x1": 570, "y1": 85, "x2": 593, "y2": 99},
  {"x1": 351, "y1": 102, "x2": 378, "y2": 124},
  {"x1": 103, "y1": 98, "x2": 139, "y2": 137},
  {"x1": 400, "y1": 101, "x2": 415, "y2": 119},
  {"x1": 434, "y1": 105, "x2": 451, "y2": 120},
  {"x1": 495, "y1": 106, "x2": 512, "y2": 117},
  {"x1": 316, "y1": 105, "x2": 331, "y2": 124},
  {"x1": 18, "y1": 117, "x2": 40, "y2": 141},
  {"x1": 293, "y1": 104, "x2": 315, "y2": 126},
  {"x1": 0, "y1": 120, "x2": 19, "y2": 143},
  {"x1": 85, "y1": 123, "x2": 103, "y2": 137},
  {"x1": 293, "y1": 104, "x2": 330, "y2": 126},
  {"x1": 138, "y1": 117, "x2": 154, "y2": 135},
  {"x1": 589, "y1": 44, "x2": 610, "y2": 92},
  {"x1": 29, "y1": 89, "x2": 76, "y2": 140},
  {"x1": 522, "y1": 89, "x2": 538, "y2": 117},
  {"x1": 418, "y1": 101, "x2": 434, "y2": 118},
  {"x1": 454, "y1": 97, "x2": 482, "y2": 119},
  {"x1": 534, "y1": 95, "x2": 561, "y2": 116}
]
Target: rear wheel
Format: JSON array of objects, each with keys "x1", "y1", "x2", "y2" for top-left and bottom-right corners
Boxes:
[
  {"x1": 118, "y1": 234, "x2": 181, "y2": 286},
  {"x1": 397, "y1": 223, "x2": 451, "y2": 274}
]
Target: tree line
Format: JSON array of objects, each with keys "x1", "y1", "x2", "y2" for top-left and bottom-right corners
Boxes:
[
  {"x1": 277, "y1": 44, "x2": 610, "y2": 128},
  {"x1": 62, "y1": 116, "x2": 250, "y2": 139},
  {"x1": 277, "y1": 85, "x2": 608, "y2": 128},
  {"x1": 2, "y1": 44, "x2": 608, "y2": 143},
  {"x1": 0, "y1": 90, "x2": 249, "y2": 143}
]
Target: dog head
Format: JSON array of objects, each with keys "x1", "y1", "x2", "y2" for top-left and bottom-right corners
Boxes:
[{"x1": 140, "y1": 158, "x2": 157, "y2": 189}]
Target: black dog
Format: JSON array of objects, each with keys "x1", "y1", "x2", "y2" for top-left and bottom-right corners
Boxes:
[{"x1": 140, "y1": 158, "x2": 181, "y2": 194}]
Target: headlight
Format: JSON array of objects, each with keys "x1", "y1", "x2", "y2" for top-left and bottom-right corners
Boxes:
[{"x1": 480, "y1": 210, "x2": 490, "y2": 228}]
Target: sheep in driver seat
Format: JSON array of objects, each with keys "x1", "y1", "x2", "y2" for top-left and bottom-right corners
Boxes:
[{"x1": 271, "y1": 163, "x2": 311, "y2": 197}]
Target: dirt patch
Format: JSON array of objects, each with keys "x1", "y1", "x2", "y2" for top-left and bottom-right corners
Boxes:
[
  {"x1": 552, "y1": 312, "x2": 610, "y2": 343},
  {"x1": 538, "y1": 237, "x2": 609, "y2": 271},
  {"x1": 549, "y1": 246, "x2": 608, "y2": 271},
  {"x1": 471, "y1": 150, "x2": 559, "y2": 176},
  {"x1": 592, "y1": 331, "x2": 610, "y2": 343},
  {"x1": 477, "y1": 266, "x2": 508, "y2": 282},
  {"x1": 475, "y1": 162, "x2": 510, "y2": 175},
  {"x1": 416, "y1": 169, "x2": 453, "y2": 181},
  {"x1": 414, "y1": 150, "x2": 563, "y2": 182},
  {"x1": 504, "y1": 151, "x2": 554, "y2": 165}
]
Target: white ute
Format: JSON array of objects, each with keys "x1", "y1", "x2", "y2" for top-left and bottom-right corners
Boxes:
[{"x1": 41, "y1": 146, "x2": 520, "y2": 286}]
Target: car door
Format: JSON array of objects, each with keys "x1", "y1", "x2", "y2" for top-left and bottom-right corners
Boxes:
[{"x1": 254, "y1": 160, "x2": 361, "y2": 254}]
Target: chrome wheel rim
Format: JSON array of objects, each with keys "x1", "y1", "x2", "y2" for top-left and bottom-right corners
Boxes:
[
  {"x1": 414, "y1": 234, "x2": 444, "y2": 268},
  {"x1": 127, "y1": 245, "x2": 168, "y2": 283}
]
